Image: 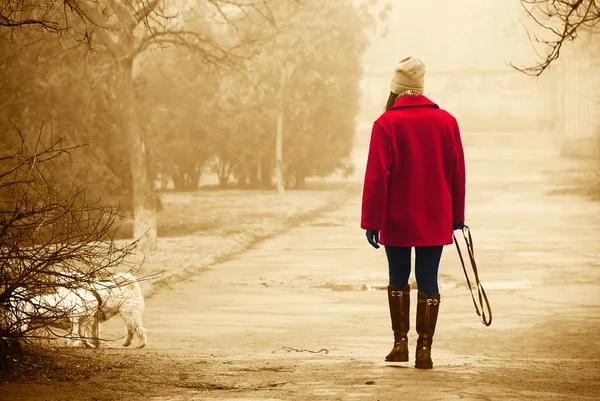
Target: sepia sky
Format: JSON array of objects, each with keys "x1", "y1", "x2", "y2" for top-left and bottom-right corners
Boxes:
[{"x1": 361, "y1": 0, "x2": 537, "y2": 75}]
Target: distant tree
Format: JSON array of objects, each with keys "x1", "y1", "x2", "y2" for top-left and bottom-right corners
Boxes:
[
  {"x1": 0, "y1": 39, "x2": 131, "y2": 208},
  {"x1": 260, "y1": 0, "x2": 389, "y2": 190},
  {"x1": 280, "y1": 1, "x2": 370, "y2": 188},
  {"x1": 215, "y1": 0, "x2": 390, "y2": 190},
  {"x1": 0, "y1": 0, "x2": 291, "y2": 250},
  {"x1": 208, "y1": 63, "x2": 277, "y2": 188},
  {"x1": 135, "y1": 50, "x2": 220, "y2": 192},
  {"x1": 511, "y1": 0, "x2": 600, "y2": 76}
]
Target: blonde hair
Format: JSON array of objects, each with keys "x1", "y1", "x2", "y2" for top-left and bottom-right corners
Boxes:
[{"x1": 384, "y1": 89, "x2": 422, "y2": 112}]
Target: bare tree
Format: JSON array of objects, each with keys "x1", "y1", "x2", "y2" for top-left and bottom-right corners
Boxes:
[
  {"x1": 1, "y1": 0, "x2": 287, "y2": 251},
  {"x1": 0, "y1": 126, "x2": 141, "y2": 371},
  {"x1": 0, "y1": 0, "x2": 277, "y2": 46},
  {"x1": 510, "y1": 0, "x2": 600, "y2": 76}
]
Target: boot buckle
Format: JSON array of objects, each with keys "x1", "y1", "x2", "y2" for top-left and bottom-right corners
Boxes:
[
  {"x1": 391, "y1": 290, "x2": 403, "y2": 297},
  {"x1": 427, "y1": 299, "x2": 439, "y2": 306}
]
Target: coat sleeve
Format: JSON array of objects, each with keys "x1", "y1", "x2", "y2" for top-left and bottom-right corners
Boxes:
[
  {"x1": 451, "y1": 118, "x2": 466, "y2": 225},
  {"x1": 361, "y1": 122, "x2": 392, "y2": 231}
]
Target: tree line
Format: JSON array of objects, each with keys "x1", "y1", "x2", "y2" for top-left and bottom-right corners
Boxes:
[{"x1": 0, "y1": 0, "x2": 388, "y2": 250}]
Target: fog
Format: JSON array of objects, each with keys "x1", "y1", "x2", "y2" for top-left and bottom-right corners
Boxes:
[
  {"x1": 1, "y1": 1, "x2": 599, "y2": 399},
  {"x1": 357, "y1": 0, "x2": 598, "y2": 155}
]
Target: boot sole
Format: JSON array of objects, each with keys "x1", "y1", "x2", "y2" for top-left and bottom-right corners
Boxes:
[
  {"x1": 385, "y1": 354, "x2": 409, "y2": 362},
  {"x1": 414, "y1": 361, "x2": 433, "y2": 369}
]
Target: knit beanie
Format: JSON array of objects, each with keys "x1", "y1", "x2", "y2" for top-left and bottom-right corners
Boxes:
[{"x1": 390, "y1": 56, "x2": 426, "y2": 94}]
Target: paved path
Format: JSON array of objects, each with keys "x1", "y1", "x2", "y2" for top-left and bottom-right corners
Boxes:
[
  {"x1": 9, "y1": 147, "x2": 597, "y2": 401},
  {"x1": 112, "y1": 147, "x2": 600, "y2": 400}
]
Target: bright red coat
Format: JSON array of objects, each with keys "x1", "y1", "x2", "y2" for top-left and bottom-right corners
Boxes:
[{"x1": 360, "y1": 95, "x2": 466, "y2": 247}]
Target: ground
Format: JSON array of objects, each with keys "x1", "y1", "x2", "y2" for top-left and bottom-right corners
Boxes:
[{"x1": 1, "y1": 147, "x2": 600, "y2": 401}]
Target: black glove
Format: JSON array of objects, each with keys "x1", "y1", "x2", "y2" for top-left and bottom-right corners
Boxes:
[
  {"x1": 453, "y1": 222, "x2": 465, "y2": 230},
  {"x1": 365, "y1": 230, "x2": 380, "y2": 249}
]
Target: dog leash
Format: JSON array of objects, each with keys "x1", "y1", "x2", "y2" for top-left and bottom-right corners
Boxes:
[{"x1": 453, "y1": 225, "x2": 492, "y2": 326}]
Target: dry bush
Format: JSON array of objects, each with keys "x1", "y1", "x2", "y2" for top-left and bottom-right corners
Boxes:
[{"x1": 0, "y1": 126, "x2": 142, "y2": 374}]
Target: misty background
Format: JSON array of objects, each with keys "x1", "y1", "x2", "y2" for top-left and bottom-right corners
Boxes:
[
  {"x1": 0, "y1": 0, "x2": 598, "y2": 262},
  {"x1": 357, "y1": 1, "x2": 599, "y2": 155},
  {"x1": 1, "y1": 1, "x2": 600, "y2": 396}
]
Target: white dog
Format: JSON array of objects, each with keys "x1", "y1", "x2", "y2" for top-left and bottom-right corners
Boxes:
[
  {"x1": 5, "y1": 287, "x2": 29, "y2": 334},
  {"x1": 8, "y1": 272, "x2": 147, "y2": 349},
  {"x1": 88, "y1": 272, "x2": 147, "y2": 348},
  {"x1": 18, "y1": 286, "x2": 101, "y2": 348}
]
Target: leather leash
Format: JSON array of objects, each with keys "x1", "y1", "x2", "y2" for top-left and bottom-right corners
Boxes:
[{"x1": 453, "y1": 225, "x2": 492, "y2": 326}]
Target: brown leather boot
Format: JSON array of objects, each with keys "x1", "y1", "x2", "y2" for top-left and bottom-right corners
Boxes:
[
  {"x1": 415, "y1": 291, "x2": 441, "y2": 369},
  {"x1": 385, "y1": 284, "x2": 410, "y2": 362}
]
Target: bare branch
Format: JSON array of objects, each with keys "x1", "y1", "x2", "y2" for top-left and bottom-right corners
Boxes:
[{"x1": 513, "y1": 0, "x2": 599, "y2": 76}]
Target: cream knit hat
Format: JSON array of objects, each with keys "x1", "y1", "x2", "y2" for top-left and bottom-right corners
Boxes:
[{"x1": 390, "y1": 56, "x2": 426, "y2": 94}]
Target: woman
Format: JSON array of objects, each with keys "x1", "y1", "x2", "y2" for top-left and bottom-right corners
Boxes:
[{"x1": 360, "y1": 56, "x2": 466, "y2": 369}]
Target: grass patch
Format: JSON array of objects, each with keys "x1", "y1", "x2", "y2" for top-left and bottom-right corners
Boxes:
[{"x1": 114, "y1": 180, "x2": 362, "y2": 298}]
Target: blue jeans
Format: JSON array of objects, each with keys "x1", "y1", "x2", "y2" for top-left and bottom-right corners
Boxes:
[{"x1": 384, "y1": 245, "x2": 444, "y2": 297}]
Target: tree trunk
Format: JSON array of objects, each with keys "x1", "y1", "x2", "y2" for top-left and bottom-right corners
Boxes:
[
  {"x1": 218, "y1": 159, "x2": 230, "y2": 187},
  {"x1": 275, "y1": 69, "x2": 285, "y2": 194},
  {"x1": 260, "y1": 155, "x2": 273, "y2": 188},
  {"x1": 186, "y1": 167, "x2": 201, "y2": 191},
  {"x1": 296, "y1": 173, "x2": 306, "y2": 189},
  {"x1": 172, "y1": 167, "x2": 185, "y2": 191},
  {"x1": 249, "y1": 161, "x2": 259, "y2": 188},
  {"x1": 159, "y1": 173, "x2": 170, "y2": 191},
  {"x1": 257, "y1": 157, "x2": 262, "y2": 182},
  {"x1": 121, "y1": 58, "x2": 157, "y2": 251}
]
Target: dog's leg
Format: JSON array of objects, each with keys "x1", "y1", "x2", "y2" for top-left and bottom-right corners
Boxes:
[
  {"x1": 91, "y1": 313, "x2": 101, "y2": 348},
  {"x1": 79, "y1": 318, "x2": 96, "y2": 348},
  {"x1": 70, "y1": 319, "x2": 82, "y2": 347},
  {"x1": 120, "y1": 309, "x2": 140, "y2": 347},
  {"x1": 135, "y1": 324, "x2": 147, "y2": 349},
  {"x1": 125, "y1": 311, "x2": 147, "y2": 348},
  {"x1": 123, "y1": 327, "x2": 134, "y2": 347},
  {"x1": 119, "y1": 299, "x2": 147, "y2": 348},
  {"x1": 121, "y1": 320, "x2": 147, "y2": 348}
]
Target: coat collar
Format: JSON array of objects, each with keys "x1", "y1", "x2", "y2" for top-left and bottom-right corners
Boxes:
[{"x1": 389, "y1": 94, "x2": 439, "y2": 110}]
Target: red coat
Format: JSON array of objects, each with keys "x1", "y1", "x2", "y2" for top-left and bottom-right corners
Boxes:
[{"x1": 360, "y1": 95, "x2": 466, "y2": 247}]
